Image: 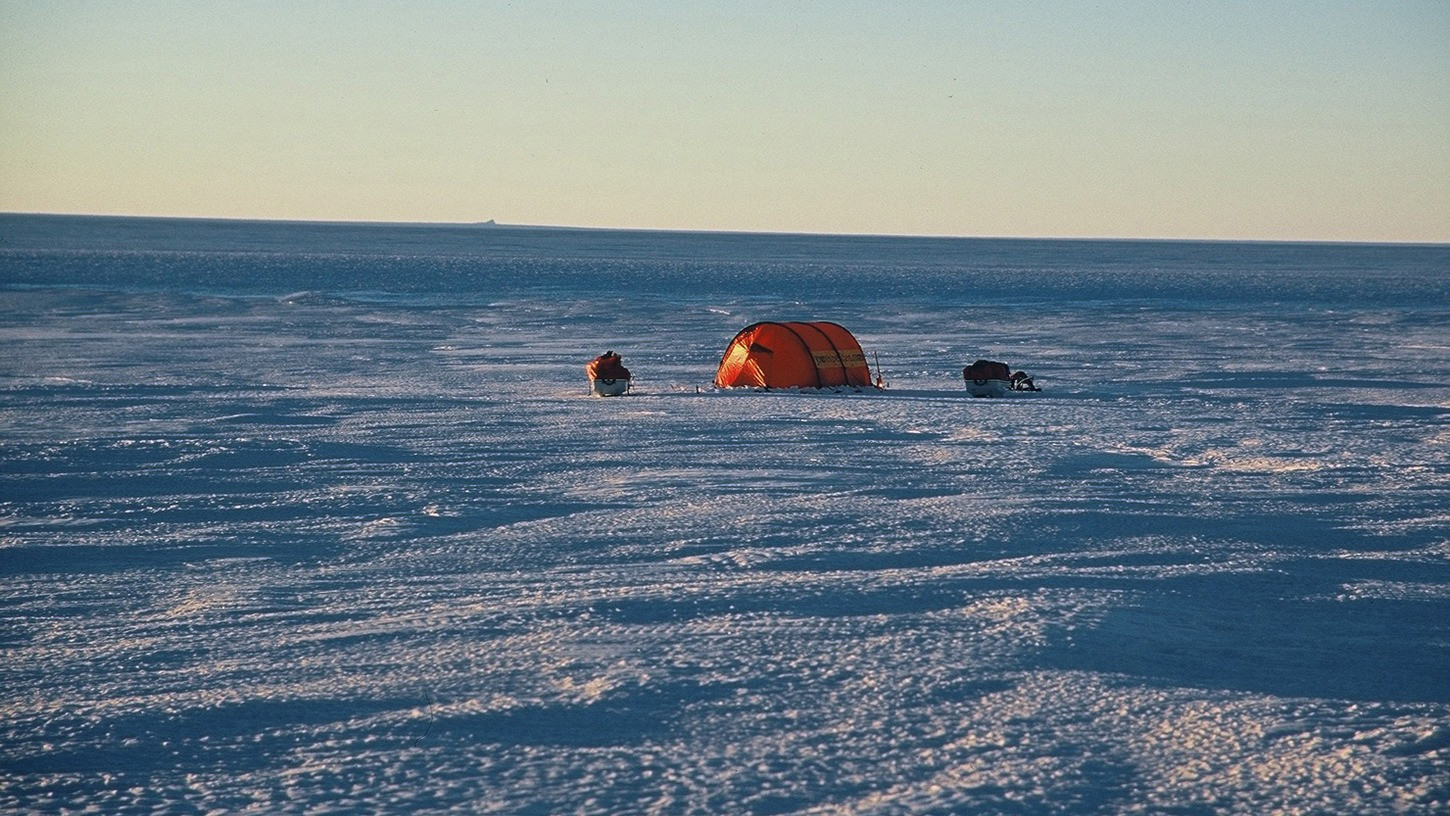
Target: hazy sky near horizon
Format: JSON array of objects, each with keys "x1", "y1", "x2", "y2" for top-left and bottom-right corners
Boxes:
[{"x1": 2, "y1": 1, "x2": 1447, "y2": 241}]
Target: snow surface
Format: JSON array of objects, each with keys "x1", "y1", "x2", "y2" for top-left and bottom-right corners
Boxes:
[{"x1": 2, "y1": 219, "x2": 1449, "y2": 814}]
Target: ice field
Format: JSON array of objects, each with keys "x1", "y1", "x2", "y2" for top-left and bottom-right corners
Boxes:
[{"x1": 2, "y1": 216, "x2": 1449, "y2": 814}]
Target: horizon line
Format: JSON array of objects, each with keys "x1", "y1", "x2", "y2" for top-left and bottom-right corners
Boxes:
[{"x1": 2, "y1": 210, "x2": 1446, "y2": 248}]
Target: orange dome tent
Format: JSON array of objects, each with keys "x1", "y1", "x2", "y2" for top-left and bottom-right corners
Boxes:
[{"x1": 714, "y1": 321, "x2": 875, "y2": 389}]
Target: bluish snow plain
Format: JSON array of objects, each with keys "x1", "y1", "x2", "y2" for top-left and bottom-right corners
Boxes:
[{"x1": 2, "y1": 223, "x2": 1449, "y2": 814}]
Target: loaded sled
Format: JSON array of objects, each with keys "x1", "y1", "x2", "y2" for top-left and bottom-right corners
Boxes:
[
  {"x1": 962, "y1": 359, "x2": 1038, "y2": 397},
  {"x1": 586, "y1": 351, "x2": 632, "y2": 396},
  {"x1": 962, "y1": 359, "x2": 1012, "y2": 397}
]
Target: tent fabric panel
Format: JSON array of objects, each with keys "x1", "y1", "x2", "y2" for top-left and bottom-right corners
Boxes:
[
  {"x1": 810, "y1": 321, "x2": 872, "y2": 386},
  {"x1": 783, "y1": 321, "x2": 848, "y2": 387},
  {"x1": 713, "y1": 325, "x2": 760, "y2": 387},
  {"x1": 754, "y1": 322, "x2": 820, "y2": 388},
  {"x1": 714, "y1": 335, "x2": 762, "y2": 387}
]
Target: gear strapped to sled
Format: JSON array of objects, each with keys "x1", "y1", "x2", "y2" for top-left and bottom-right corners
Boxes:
[{"x1": 586, "y1": 351, "x2": 632, "y2": 396}]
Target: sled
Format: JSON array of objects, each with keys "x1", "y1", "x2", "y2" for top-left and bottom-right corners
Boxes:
[
  {"x1": 590, "y1": 377, "x2": 629, "y2": 397},
  {"x1": 962, "y1": 359, "x2": 1012, "y2": 398},
  {"x1": 586, "y1": 351, "x2": 632, "y2": 397}
]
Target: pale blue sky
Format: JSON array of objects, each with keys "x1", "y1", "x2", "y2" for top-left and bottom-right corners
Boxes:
[{"x1": 2, "y1": 1, "x2": 1447, "y2": 240}]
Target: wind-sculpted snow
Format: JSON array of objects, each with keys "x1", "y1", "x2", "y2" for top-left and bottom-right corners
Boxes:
[{"x1": 2, "y1": 221, "x2": 1449, "y2": 814}]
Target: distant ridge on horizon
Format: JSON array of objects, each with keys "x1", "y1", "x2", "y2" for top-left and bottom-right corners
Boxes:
[{"x1": 2, "y1": 211, "x2": 1447, "y2": 247}]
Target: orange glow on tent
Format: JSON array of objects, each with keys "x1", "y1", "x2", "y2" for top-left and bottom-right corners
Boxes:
[{"x1": 714, "y1": 321, "x2": 875, "y2": 389}]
